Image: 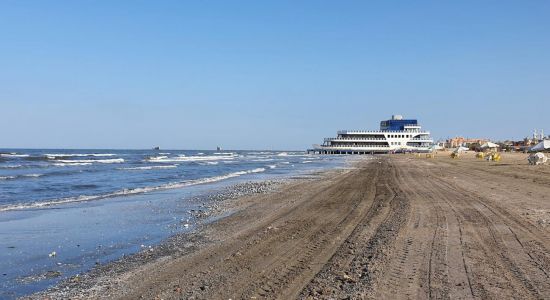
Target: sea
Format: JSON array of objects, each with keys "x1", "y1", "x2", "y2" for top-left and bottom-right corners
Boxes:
[{"x1": 0, "y1": 149, "x2": 347, "y2": 298}]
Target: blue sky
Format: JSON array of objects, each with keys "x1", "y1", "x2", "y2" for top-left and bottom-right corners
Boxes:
[{"x1": 1, "y1": 1, "x2": 549, "y2": 149}]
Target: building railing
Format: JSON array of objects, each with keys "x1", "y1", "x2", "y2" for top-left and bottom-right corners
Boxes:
[
  {"x1": 321, "y1": 145, "x2": 390, "y2": 148},
  {"x1": 325, "y1": 137, "x2": 387, "y2": 141},
  {"x1": 318, "y1": 144, "x2": 432, "y2": 149},
  {"x1": 324, "y1": 137, "x2": 433, "y2": 142},
  {"x1": 337, "y1": 130, "x2": 430, "y2": 134}
]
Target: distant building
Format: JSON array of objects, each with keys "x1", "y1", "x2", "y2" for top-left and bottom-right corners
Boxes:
[
  {"x1": 308, "y1": 115, "x2": 433, "y2": 154},
  {"x1": 446, "y1": 137, "x2": 488, "y2": 149}
]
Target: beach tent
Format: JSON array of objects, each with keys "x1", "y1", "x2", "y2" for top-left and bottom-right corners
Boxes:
[
  {"x1": 530, "y1": 140, "x2": 550, "y2": 152},
  {"x1": 480, "y1": 142, "x2": 500, "y2": 149}
]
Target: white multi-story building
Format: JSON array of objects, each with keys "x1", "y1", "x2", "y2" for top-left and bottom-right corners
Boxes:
[{"x1": 308, "y1": 115, "x2": 433, "y2": 154}]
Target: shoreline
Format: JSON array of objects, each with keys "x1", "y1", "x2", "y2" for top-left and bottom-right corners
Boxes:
[{"x1": 27, "y1": 167, "x2": 344, "y2": 299}]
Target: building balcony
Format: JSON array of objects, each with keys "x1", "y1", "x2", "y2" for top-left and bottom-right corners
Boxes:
[
  {"x1": 324, "y1": 137, "x2": 387, "y2": 142},
  {"x1": 337, "y1": 130, "x2": 430, "y2": 135}
]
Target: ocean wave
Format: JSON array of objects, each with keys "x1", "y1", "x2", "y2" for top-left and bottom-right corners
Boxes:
[
  {"x1": 0, "y1": 153, "x2": 30, "y2": 158},
  {"x1": 198, "y1": 161, "x2": 219, "y2": 165},
  {"x1": 45, "y1": 153, "x2": 117, "y2": 159},
  {"x1": 0, "y1": 164, "x2": 23, "y2": 169},
  {"x1": 158, "y1": 152, "x2": 171, "y2": 155},
  {"x1": 302, "y1": 161, "x2": 314, "y2": 164},
  {"x1": 147, "y1": 154, "x2": 236, "y2": 163},
  {"x1": 277, "y1": 152, "x2": 307, "y2": 157},
  {"x1": 54, "y1": 158, "x2": 125, "y2": 164},
  {"x1": 251, "y1": 158, "x2": 275, "y2": 162},
  {"x1": 53, "y1": 162, "x2": 94, "y2": 167},
  {"x1": 148, "y1": 155, "x2": 169, "y2": 161},
  {"x1": 0, "y1": 173, "x2": 43, "y2": 180},
  {"x1": 0, "y1": 167, "x2": 267, "y2": 212},
  {"x1": 24, "y1": 173, "x2": 43, "y2": 177},
  {"x1": 23, "y1": 156, "x2": 50, "y2": 161},
  {"x1": 267, "y1": 164, "x2": 277, "y2": 169},
  {"x1": 119, "y1": 165, "x2": 178, "y2": 170}
]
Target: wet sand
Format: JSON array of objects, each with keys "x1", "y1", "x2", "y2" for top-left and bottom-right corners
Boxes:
[{"x1": 34, "y1": 153, "x2": 550, "y2": 299}]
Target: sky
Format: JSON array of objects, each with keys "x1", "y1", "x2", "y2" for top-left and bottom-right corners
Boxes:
[{"x1": 1, "y1": 1, "x2": 549, "y2": 150}]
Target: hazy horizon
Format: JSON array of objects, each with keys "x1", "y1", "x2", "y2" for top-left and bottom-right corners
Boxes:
[{"x1": 1, "y1": 1, "x2": 548, "y2": 149}]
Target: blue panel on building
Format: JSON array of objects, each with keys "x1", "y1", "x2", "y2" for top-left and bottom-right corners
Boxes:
[{"x1": 380, "y1": 119, "x2": 418, "y2": 131}]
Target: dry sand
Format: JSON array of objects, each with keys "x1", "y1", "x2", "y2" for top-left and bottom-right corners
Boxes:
[{"x1": 36, "y1": 152, "x2": 550, "y2": 299}]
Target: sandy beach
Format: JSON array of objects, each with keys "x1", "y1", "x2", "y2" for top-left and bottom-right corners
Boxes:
[{"x1": 34, "y1": 153, "x2": 550, "y2": 299}]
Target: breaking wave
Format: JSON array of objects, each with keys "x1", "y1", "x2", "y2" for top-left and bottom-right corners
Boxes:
[
  {"x1": 53, "y1": 162, "x2": 94, "y2": 167},
  {"x1": 0, "y1": 167, "x2": 267, "y2": 212},
  {"x1": 119, "y1": 165, "x2": 178, "y2": 170},
  {"x1": 0, "y1": 174, "x2": 43, "y2": 180},
  {"x1": 45, "y1": 153, "x2": 117, "y2": 159},
  {"x1": 0, "y1": 153, "x2": 30, "y2": 158},
  {"x1": 147, "y1": 154, "x2": 236, "y2": 163},
  {"x1": 0, "y1": 164, "x2": 23, "y2": 169},
  {"x1": 198, "y1": 161, "x2": 219, "y2": 165},
  {"x1": 54, "y1": 158, "x2": 125, "y2": 164}
]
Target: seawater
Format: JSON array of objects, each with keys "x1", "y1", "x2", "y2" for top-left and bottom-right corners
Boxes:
[{"x1": 0, "y1": 149, "x2": 346, "y2": 298}]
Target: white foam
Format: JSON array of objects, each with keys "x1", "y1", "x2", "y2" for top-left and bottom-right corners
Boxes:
[
  {"x1": 198, "y1": 161, "x2": 219, "y2": 165},
  {"x1": 55, "y1": 158, "x2": 124, "y2": 164},
  {"x1": 0, "y1": 164, "x2": 23, "y2": 169},
  {"x1": 147, "y1": 154, "x2": 236, "y2": 163},
  {"x1": 267, "y1": 164, "x2": 277, "y2": 169},
  {"x1": 148, "y1": 155, "x2": 169, "y2": 161},
  {"x1": 277, "y1": 152, "x2": 288, "y2": 156},
  {"x1": 302, "y1": 161, "x2": 314, "y2": 164},
  {"x1": 24, "y1": 173, "x2": 43, "y2": 177},
  {"x1": 45, "y1": 153, "x2": 117, "y2": 158},
  {"x1": 0, "y1": 167, "x2": 268, "y2": 212},
  {"x1": 53, "y1": 162, "x2": 94, "y2": 167},
  {"x1": 0, "y1": 153, "x2": 29, "y2": 158},
  {"x1": 0, "y1": 174, "x2": 43, "y2": 180},
  {"x1": 119, "y1": 165, "x2": 178, "y2": 170},
  {"x1": 251, "y1": 158, "x2": 275, "y2": 162},
  {"x1": 158, "y1": 152, "x2": 171, "y2": 155}
]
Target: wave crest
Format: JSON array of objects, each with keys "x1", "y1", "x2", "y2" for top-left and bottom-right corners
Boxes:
[{"x1": 0, "y1": 167, "x2": 267, "y2": 212}]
